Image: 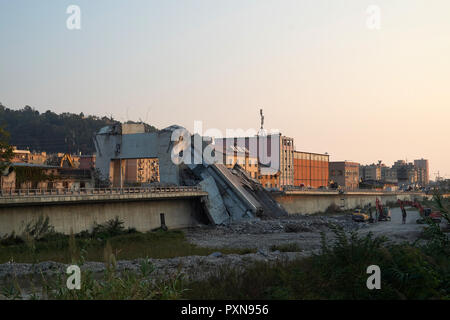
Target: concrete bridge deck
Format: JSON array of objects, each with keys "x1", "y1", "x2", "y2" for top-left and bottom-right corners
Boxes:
[{"x1": 0, "y1": 187, "x2": 208, "y2": 207}]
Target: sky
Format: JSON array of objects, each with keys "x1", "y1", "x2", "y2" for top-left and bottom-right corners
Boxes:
[{"x1": 0, "y1": 0, "x2": 449, "y2": 179}]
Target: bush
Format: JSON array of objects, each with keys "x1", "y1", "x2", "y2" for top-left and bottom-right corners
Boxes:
[
  {"x1": 0, "y1": 232, "x2": 24, "y2": 246},
  {"x1": 270, "y1": 243, "x2": 302, "y2": 252},
  {"x1": 92, "y1": 217, "x2": 127, "y2": 239}
]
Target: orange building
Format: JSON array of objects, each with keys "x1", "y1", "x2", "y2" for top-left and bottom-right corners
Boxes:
[{"x1": 293, "y1": 151, "x2": 329, "y2": 188}]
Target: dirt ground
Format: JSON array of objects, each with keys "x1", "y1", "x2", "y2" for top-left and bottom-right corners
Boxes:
[{"x1": 186, "y1": 208, "x2": 427, "y2": 254}]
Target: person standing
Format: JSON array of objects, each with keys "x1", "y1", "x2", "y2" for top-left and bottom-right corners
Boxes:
[
  {"x1": 401, "y1": 207, "x2": 407, "y2": 224},
  {"x1": 368, "y1": 204, "x2": 374, "y2": 223}
]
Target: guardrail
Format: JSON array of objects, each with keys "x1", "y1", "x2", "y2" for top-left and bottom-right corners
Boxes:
[
  {"x1": 281, "y1": 187, "x2": 424, "y2": 194},
  {"x1": 0, "y1": 186, "x2": 203, "y2": 198}
]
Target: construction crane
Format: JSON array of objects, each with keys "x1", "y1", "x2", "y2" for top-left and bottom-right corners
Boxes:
[{"x1": 397, "y1": 199, "x2": 441, "y2": 224}]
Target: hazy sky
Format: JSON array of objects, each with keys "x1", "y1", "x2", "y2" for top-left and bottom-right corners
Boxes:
[{"x1": 1, "y1": 0, "x2": 449, "y2": 179}]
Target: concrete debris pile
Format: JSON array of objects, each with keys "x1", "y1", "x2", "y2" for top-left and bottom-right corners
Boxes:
[
  {"x1": 206, "y1": 215, "x2": 369, "y2": 235},
  {"x1": 182, "y1": 163, "x2": 288, "y2": 225}
]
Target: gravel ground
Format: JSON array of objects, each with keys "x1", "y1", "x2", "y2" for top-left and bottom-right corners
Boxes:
[
  {"x1": 185, "y1": 213, "x2": 370, "y2": 252},
  {"x1": 186, "y1": 208, "x2": 429, "y2": 251}
]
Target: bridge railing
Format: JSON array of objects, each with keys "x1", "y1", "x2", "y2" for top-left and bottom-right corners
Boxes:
[
  {"x1": 281, "y1": 186, "x2": 415, "y2": 194},
  {"x1": 0, "y1": 186, "x2": 204, "y2": 198}
]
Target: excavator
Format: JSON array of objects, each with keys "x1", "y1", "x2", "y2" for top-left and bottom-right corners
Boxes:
[
  {"x1": 376, "y1": 198, "x2": 391, "y2": 222},
  {"x1": 397, "y1": 199, "x2": 442, "y2": 224},
  {"x1": 60, "y1": 153, "x2": 76, "y2": 168},
  {"x1": 352, "y1": 199, "x2": 391, "y2": 223}
]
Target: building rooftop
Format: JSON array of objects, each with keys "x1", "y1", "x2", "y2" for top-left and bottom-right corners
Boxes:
[{"x1": 11, "y1": 163, "x2": 58, "y2": 169}]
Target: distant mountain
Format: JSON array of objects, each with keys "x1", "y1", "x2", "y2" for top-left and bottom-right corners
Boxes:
[{"x1": 0, "y1": 104, "x2": 158, "y2": 154}]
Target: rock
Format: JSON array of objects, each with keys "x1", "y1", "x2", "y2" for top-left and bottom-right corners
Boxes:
[
  {"x1": 209, "y1": 252, "x2": 222, "y2": 258},
  {"x1": 257, "y1": 249, "x2": 268, "y2": 257}
]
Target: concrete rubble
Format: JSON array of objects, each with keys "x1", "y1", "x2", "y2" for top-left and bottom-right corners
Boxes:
[{"x1": 182, "y1": 163, "x2": 288, "y2": 224}]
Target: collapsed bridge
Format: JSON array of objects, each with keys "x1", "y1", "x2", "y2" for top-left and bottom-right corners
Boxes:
[{"x1": 0, "y1": 124, "x2": 288, "y2": 236}]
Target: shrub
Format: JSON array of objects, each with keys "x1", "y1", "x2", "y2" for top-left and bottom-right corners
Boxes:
[
  {"x1": 0, "y1": 232, "x2": 24, "y2": 246},
  {"x1": 92, "y1": 217, "x2": 126, "y2": 239},
  {"x1": 270, "y1": 243, "x2": 302, "y2": 252}
]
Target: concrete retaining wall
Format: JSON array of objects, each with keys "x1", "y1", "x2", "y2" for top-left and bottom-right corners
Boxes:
[
  {"x1": 0, "y1": 198, "x2": 205, "y2": 236},
  {"x1": 274, "y1": 192, "x2": 427, "y2": 215}
]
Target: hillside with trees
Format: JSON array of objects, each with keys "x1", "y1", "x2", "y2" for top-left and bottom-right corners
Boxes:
[{"x1": 0, "y1": 104, "x2": 158, "y2": 154}]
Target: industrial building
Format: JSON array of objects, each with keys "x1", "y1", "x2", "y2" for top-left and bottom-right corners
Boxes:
[
  {"x1": 329, "y1": 161, "x2": 360, "y2": 190},
  {"x1": 293, "y1": 151, "x2": 329, "y2": 188}
]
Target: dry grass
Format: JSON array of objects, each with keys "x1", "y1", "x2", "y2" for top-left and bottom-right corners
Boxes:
[{"x1": 0, "y1": 230, "x2": 255, "y2": 264}]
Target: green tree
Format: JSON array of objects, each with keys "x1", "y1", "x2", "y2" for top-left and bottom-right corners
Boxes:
[
  {"x1": 0, "y1": 104, "x2": 157, "y2": 154},
  {"x1": 0, "y1": 127, "x2": 14, "y2": 172}
]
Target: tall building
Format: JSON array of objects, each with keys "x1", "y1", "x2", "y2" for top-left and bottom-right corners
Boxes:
[
  {"x1": 329, "y1": 161, "x2": 360, "y2": 190},
  {"x1": 414, "y1": 159, "x2": 430, "y2": 186},
  {"x1": 280, "y1": 136, "x2": 294, "y2": 187},
  {"x1": 293, "y1": 151, "x2": 329, "y2": 188}
]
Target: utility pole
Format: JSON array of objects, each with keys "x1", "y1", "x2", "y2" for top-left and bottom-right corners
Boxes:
[
  {"x1": 434, "y1": 171, "x2": 441, "y2": 181},
  {"x1": 260, "y1": 109, "x2": 264, "y2": 131}
]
